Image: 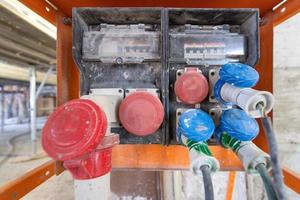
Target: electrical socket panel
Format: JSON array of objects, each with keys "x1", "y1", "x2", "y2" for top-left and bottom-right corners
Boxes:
[{"x1": 73, "y1": 8, "x2": 259, "y2": 145}]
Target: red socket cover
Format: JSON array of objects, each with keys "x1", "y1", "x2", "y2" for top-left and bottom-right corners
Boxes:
[
  {"x1": 119, "y1": 91, "x2": 164, "y2": 136},
  {"x1": 42, "y1": 99, "x2": 107, "y2": 161},
  {"x1": 41, "y1": 99, "x2": 118, "y2": 179},
  {"x1": 175, "y1": 70, "x2": 209, "y2": 104},
  {"x1": 63, "y1": 146, "x2": 113, "y2": 179}
]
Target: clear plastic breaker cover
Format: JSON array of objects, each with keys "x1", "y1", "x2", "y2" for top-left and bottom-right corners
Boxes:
[
  {"x1": 169, "y1": 24, "x2": 246, "y2": 65},
  {"x1": 82, "y1": 23, "x2": 160, "y2": 64}
]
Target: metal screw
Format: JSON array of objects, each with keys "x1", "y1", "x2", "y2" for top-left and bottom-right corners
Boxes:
[{"x1": 62, "y1": 17, "x2": 72, "y2": 25}]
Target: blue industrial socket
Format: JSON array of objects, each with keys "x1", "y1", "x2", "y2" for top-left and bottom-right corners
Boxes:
[{"x1": 177, "y1": 109, "x2": 215, "y2": 143}]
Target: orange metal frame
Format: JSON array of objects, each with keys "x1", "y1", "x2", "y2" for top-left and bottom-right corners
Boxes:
[{"x1": 1, "y1": 0, "x2": 300, "y2": 199}]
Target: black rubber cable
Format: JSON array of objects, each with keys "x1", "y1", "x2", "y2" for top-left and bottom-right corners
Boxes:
[
  {"x1": 261, "y1": 116, "x2": 286, "y2": 200},
  {"x1": 256, "y1": 163, "x2": 278, "y2": 200},
  {"x1": 200, "y1": 165, "x2": 214, "y2": 200}
]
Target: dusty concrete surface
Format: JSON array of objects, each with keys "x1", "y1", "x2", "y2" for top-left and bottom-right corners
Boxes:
[{"x1": 181, "y1": 171, "x2": 247, "y2": 200}]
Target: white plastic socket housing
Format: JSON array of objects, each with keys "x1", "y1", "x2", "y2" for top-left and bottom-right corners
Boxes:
[
  {"x1": 220, "y1": 83, "x2": 275, "y2": 118},
  {"x1": 189, "y1": 148, "x2": 220, "y2": 175},
  {"x1": 81, "y1": 88, "x2": 124, "y2": 128},
  {"x1": 237, "y1": 142, "x2": 271, "y2": 174}
]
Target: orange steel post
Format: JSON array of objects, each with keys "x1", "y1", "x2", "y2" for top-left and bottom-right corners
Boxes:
[
  {"x1": 0, "y1": 160, "x2": 56, "y2": 200},
  {"x1": 54, "y1": 12, "x2": 81, "y2": 175},
  {"x1": 56, "y1": 13, "x2": 80, "y2": 105},
  {"x1": 225, "y1": 171, "x2": 236, "y2": 200}
]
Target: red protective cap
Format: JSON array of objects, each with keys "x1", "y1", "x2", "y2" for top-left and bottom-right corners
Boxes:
[
  {"x1": 63, "y1": 148, "x2": 112, "y2": 180},
  {"x1": 42, "y1": 99, "x2": 107, "y2": 161},
  {"x1": 119, "y1": 91, "x2": 164, "y2": 136},
  {"x1": 175, "y1": 71, "x2": 209, "y2": 104}
]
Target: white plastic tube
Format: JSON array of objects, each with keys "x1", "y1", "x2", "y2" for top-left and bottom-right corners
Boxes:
[
  {"x1": 220, "y1": 83, "x2": 274, "y2": 118},
  {"x1": 74, "y1": 173, "x2": 111, "y2": 200}
]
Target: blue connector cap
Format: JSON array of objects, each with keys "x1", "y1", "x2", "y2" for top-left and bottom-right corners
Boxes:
[
  {"x1": 177, "y1": 109, "x2": 215, "y2": 143},
  {"x1": 219, "y1": 63, "x2": 259, "y2": 88},
  {"x1": 220, "y1": 109, "x2": 259, "y2": 141}
]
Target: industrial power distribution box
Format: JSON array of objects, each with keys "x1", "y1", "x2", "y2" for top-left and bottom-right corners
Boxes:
[{"x1": 72, "y1": 8, "x2": 259, "y2": 145}]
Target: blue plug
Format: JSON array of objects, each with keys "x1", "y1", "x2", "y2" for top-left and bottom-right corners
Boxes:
[
  {"x1": 177, "y1": 109, "x2": 215, "y2": 143},
  {"x1": 214, "y1": 63, "x2": 274, "y2": 118},
  {"x1": 177, "y1": 109, "x2": 219, "y2": 174},
  {"x1": 215, "y1": 109, "x2": 271, "y2": 174},
  {"x1": 219, "y1": 63, "x2": 259, "y2": 88},
  {"x1": 217, "y1": 108, "x2": 259, "y2": 142}
]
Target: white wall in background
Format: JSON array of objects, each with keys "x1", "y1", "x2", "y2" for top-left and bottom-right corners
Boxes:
[
  {"x1": 273, "y1": 11, "x2": 300, "y2": 200},
  {"x1": 274, "y1": 12, "x2": 300, "y2": 68}
]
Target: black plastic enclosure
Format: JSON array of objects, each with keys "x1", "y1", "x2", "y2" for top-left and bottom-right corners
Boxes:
[{"x1": 72, "y1": 8, "x2": 259, "y2": 145}]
